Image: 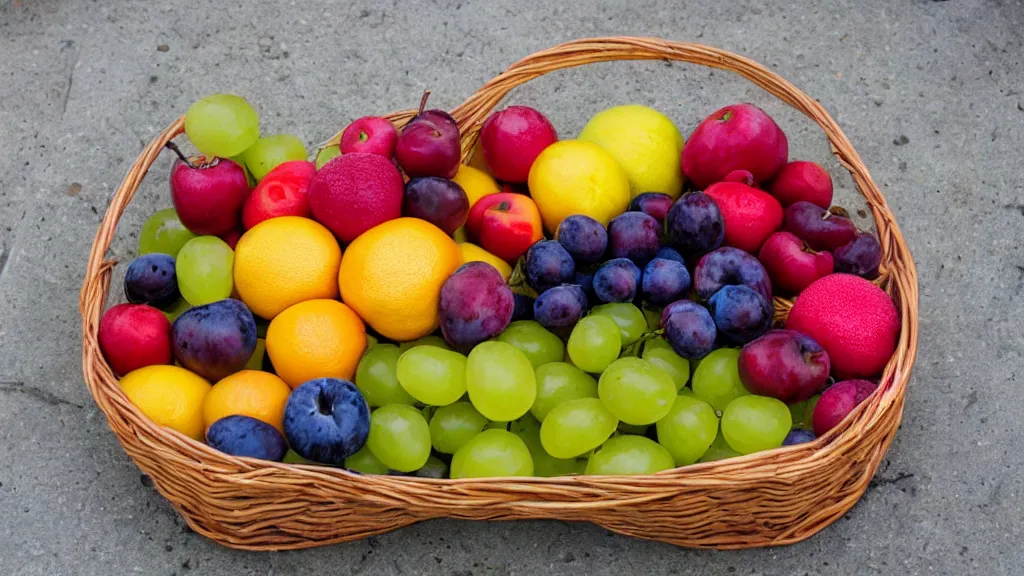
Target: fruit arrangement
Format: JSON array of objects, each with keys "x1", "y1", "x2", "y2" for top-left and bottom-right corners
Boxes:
[{"x1": 98, "y1": 91, "x2": 900, "y2": 480}]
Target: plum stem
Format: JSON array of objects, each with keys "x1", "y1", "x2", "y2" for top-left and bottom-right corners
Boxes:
[
  {"x1": 164, "y1": 141, "x2": 196, "y2": 168},
  {"x1": 417, "y1": 90, "x2": 431, "y2": 115}
]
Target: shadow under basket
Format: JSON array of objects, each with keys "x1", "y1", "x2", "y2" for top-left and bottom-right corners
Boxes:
[{"x1": 79, "y1": 36, "x2": 919, "y2": 551}]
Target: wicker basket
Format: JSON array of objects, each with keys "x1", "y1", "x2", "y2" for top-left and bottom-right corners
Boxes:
[{"x1": 79, "y1": 36, "x2": 918, "y2": 550}]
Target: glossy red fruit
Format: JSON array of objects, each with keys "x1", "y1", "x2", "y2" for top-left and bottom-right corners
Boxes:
[
  {"x1": 705, "y1": 182, "x2": 784, "y2": 253},
  {"x1": 218, "y1": 229, "x2": 242, "y2": 250},
  {"x1": 783, "y1": 201, "x2": 857, "y2": 252},
  {"x1": 812, "y1": 379, "x2": 877, "y2": 436},
  {"x1": 738, "y1": 330, "x2": 831, "y2": 403},
  {"x1": 758, "y1": 231, "x2": 834, "y2": 294},
  {"x1": 480, "y1": 106, "x2": 558, "y2": 183},
  {"x1": 395, "y1": 110, "x2": 461, "y2": 179},
  {"x1": 98, "y1": 303, "x2": 172, "y2": 376},
  {"x1": 682, "y1": 103, "x2": 789, "y2": 189},
  {"x1": 768, "y1": 161, "x2": 833, "y2": 208},
  {"x1": 241, "y1": 160, "x2": 315, "y2": 230},
  {"x1": 340, "y1": 116, "x2": 399, "y2": 157},
  {"x1": 170, "y1": 156, "x2": 251, "y2": 236},
  {"x1": 465, "y1": 193, "x2": 543, "y2": 261},
  {"x1": 722, "y1": 169, "x2": 756, "y2": 187},
  {"x1": 308, "y1": 153, "x2": 404, "y2": 243}
]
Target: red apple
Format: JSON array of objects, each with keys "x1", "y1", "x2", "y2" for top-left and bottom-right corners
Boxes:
[
  {"x1": 812, "y1": 379, "x2": 877, "y2": 436},
  {"x1": 98, "y1": 303, "x2": 172, "y2": 376},
  {"x1": 705, "y1": 182, "x2": 784, "y2": 253},
  {"x1": 758, "y1": 231, "x2": 834, "y2": 294},
  {"x1": 241, "y1": 160, "x2": 315, "y2": 229},
  {"x1": 466, "y1": 193, "x2": 543, "y2": 261},
  {"x1": 395, "y1": 109, "x2": 461, "y2": 179},
  {"x1": 738, "y1": 330, "x2": 831, "y2": 403},
  {"x1": 480, "y1": 106, "x2": 557, "y2": 183},
  {"x1": 682, "y1": 103, "x2": 789, "y2": 189},
  {"x1": 170, "y1": 155, "x2": 251, "y2": 236},
  {"x1": 340, "y1": 116, "x2": 399, "y2": 157},
  {"x1": 768, "y1": 161, "x2": 833, "y2": 208}
]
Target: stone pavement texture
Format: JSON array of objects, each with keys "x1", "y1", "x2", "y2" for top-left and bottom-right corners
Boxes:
[{"x1": 1, "y1": 0, "x2": 1022, "y2": 574}]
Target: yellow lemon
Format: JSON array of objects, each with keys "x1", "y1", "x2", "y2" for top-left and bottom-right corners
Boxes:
[
  {"x1": 119, "y1": 365, "x2": 211, "y2": 441},
  {"x1": 203, "y1": 370, "x2": 291, "y2": 433},
  {"x1": 458, "y1": 242, "x2": 512, "y2": 279},
  {"x1": 527, "y1": 140, "x2": 631, "y2": 231},
  {"x1": 452, "y1": 164, "x2": 500, "y2": 208},
  {"x1": 266, "y1": 299, "x2": 367, "y2": 388}
]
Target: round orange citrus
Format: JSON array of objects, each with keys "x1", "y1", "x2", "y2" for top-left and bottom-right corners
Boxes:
[
  {"x1": 339, "y1": 217, "x2": 460, "y2": 341},
  {"x1": 203, "y1": 370, "x2": 291, "y2": 433},
  {"x1": 265, "y1": 299, "x2": 366, "y2": 388},
  {"x1": 233, "y1": 216, "x2": 342, "y2": 320}
]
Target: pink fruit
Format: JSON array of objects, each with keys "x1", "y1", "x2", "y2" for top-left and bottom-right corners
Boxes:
[
  {"x1": 241, "y1": 160, "x2": 315, "y2": 230},
  {"x1": 439, "y1": 262, "x2": 514, "y2": 352},
  {"x1": 758, "y1": 231, "x2": 834, "y2": 294},
  {"x1": 768, "y1": 161, "x2": 833, "y2": 208},
  {"x1": 480, "y1": 106, "x2": 557, "y2": 183},
  {"x1": 783, "y1": 201, "x2": 857, "y2": 252},
  {"x1": 340, "y1": 116, "x2": 399, "y2": 157},
  {"x1": 705, "y1": 182, "x2": 783, "y2": 253},
  {"x1": 98, "y1": 303, "x2": 172, "y2": 376},
  {"x1": 170, "y1": 155, "x2": 250, "y2": 236},
  {"x1": 681, "y1": 103, "x2": 789, "y2": 189},
  {"x1": 812, "y1": 379, "x2": 877, "y2": 436},
  {"x1": 308, "y1": 153, "x2": 404, "y2": 243},
  {"x1": 738, "y1": 330, "x2": 831, "y2": 403},
  {"x1": 395, "y1": 109, "x2": 461, "y2": 179},
  {"x1": 722, "y1": 169, "x2": 757, "y2": 187}
]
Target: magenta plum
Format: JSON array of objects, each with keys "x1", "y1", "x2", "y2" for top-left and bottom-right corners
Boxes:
[
  {"x1": 783, "y1": 201, "x2": 857, "y2": 252},
  {"x1": 172, "y1": 298, "x2": 257, "y2": 382},
  {"x1": 834, "y1": 232, "x2": 882, "y2": 279},
  {"x1": 738, "y1": 330, "x2": 831, "y2": 403},
  {"x1": 758, "y1": 231, "x2": 834, "y2": 294},
  {"x1": 439, "y1": 262, "x2": 514, "y2": 351},
  {"x1": 812, "y1": 379, "x2": 877, "y2": 436},
  {"x1": 693, "y1": 247, "x2": 772, "y2": 303},
  {"x1": 395, "y1": 109, "x2": 461, "y2": 179},
  {"x1": 607, "y1": 211, "x2": 661, "y2": 265},
  {"x1": 681, "y1": 103, "x2": 789, "y2": 189},
  {"x1": 402, "y1": 177, "x2": 470, "y2": 236},
  {"x1": 628, "y1": 192, "x2": 675, "y2": 223},
  {"x1": 666, "y1": 191, "x2": 724, "y2": 258},
  {"x1": 768, "y1": 161, "x2": 833, "y2": 208}
]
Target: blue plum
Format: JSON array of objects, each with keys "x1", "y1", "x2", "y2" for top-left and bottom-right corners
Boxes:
[
  {"x1": 593, "y1": 258, "x2": 641, "y2": 303},
  {"x1": 707, "y1": 284, "x2": 773, "y2": 344},
  {"x1": 124, "y1": 253, "x2": 179, "y2": 308},
  {"x1": 511, "y1": 293, "x2": 536, "y2": 322},
  {"x1": 207, "y1": 415, "x2": 287, "y2": 461},
  {"x1": 533, "y1": 284, "x2": 587, "y2": 337},
  {"x1": 525, "y1": 240, "x2": 575, "y2": 292},
  {"x1": 660, "y1": 300, "x2": 717, "y2": 359},
  {"x1": 628, "y1": 192, "x2": 675, "y2": 224},
  {"x1": 782, "y1": 428, "x2": 816, "y2": 446},
  {"x1": 556, "y1": 214, "x2": 607, "y2": 265},
  {"x1": 283, "y1": 378, "x2": 370, "y2": 465},
  {"x1": 693, "y1": 247, "x2": 772, "y2": 302},
  {"x1": 666, "y1": 191, "x2": 724, "y2": 257},
  {"x1": 833, "y1": 231, "x2": 882, "y2": 279},
  {"x1": 642, "y1": 258, "x2": 691, "y2": 305},
  {"x1": 607, "y1": 211, "x2": 661, "y2": 265},
  {"x1": 172, "y1": 298, "x2": 257, "y2": 381},
  {"x1": 655, "y1": 247, "x2": 685, "y2": 264}
]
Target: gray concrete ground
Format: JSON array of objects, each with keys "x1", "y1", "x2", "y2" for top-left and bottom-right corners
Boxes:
[{"x1": 1, "y1": 0, "x2": 1022, "y2": 574}]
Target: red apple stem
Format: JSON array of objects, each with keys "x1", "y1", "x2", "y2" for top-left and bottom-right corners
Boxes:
[
  {"x1": 164, "y1": 141, "x2": 196, "y2": 168},
  {"x1": 417, "y1": 90, "x2": 431, "y2": 115}
]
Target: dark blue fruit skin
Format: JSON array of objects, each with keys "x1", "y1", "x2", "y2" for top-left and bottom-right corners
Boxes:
[
  {"x1": 556, "y1": 215, "x2": 608, "y2": 265},
  {"x1": 666, "y1": 191, "x2": 725, "y2": 257},
  {"x1": 642, "y1": 258, "x2": 692, "y2": 305},
  {"x1": 783, "y1": 428, "x2": 816, "y2": 446},
  {"x1": 206, "y1": 415, "x2": 288, "y2": 461},
  {"x1": 172, "y1": 298, "x2": 257, "y2": 382},
  {"x1": 655, "y1": 247, "x2": 686, "y2": 264},
  {"x1": 511, "y1": 293, "x2": 536, "y2": 322},
  {"x1": 607, "y1": 212, "x2": 661, "y2": 265},
  {"x1": 525, "y1": 240, "x2": 576, "y2": 292},
  {"x1": 533, "y1": 284, "x2": 587, "y2": 338},
  {"x1": 574, "y1": 268, "x2": 600, "y2": 306},
  {"x1": 439, "y1": 262, "x2": 514, "y2": 352},
  {"x1": 283, "y1": 378, "x2": 370, "y2": 465},
  {"x1": 593, "y1": 258, "x2": 642, "y2": 303},
  {"x1": 833, "y1": 232, "x2": 882, "y2": 279},
  {"x1": 693, "y1": 247, "x2": 773, "y2": 303},
  {"x1": 707, "y1": 285, "x2": 773, "y2": 345},
  {"x1": 124, "y1": 253, "x2": 179, "y2": 308},
  {"x1": 659, "y1": 300, "x2": 717, "y2": 359},
  {"x1": 628, "y1": 192, "x2": 675, "y2": 223}
]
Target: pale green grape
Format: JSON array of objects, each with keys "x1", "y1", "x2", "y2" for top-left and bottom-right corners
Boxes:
[
  {"x1": 486, "y1": 421, "x2": 509, "y2": 430},
  {"x1": 139, "y1": 208, "x2": 197, "y2": 257},
  {"x1": 355, "y1": 344, "x2": 416, "y2": 407},
  {"x1": 466, "y1": 341, "x2": 536, "y2": 421},
  {"x1": 366, "y1": 334, "x2": 379, "y2": 349},
  {"x1": 598, "y1": 358, "x2": 675, "y2": 425},
  {"x1": 282, "y1": 449, "x2": 314, "y2": 465},
  {"x1": 691, "y1": 348, "x2": 748, "y2": 413},
  {"x1": 642, "y1": 338, "x2": 690, "y2": 391},
  {"x1": 161, "y1": 298, "x2": 192, "y2": 322},
  {"x1": 789, "y1": 394, "x2": 820, "y2": 430},
  {"x1": 567, "y1": 315, "x2": 621, "y2": 373},
  {"x1": 241, "y1": 134, "x2": 308, "y2": 181},
  {"x1": 643, "y1": 305, "x2": 662, "y2": 331},
  {"x1": 539, "y1": 398, "x2": 618, "y2": 459},
  {"x1": 184, "y1": 93, "x2": 260, "y2": 158},
  {"x1": 585, "y1": 435, "x2": 675, "y2": 475},
  {"x1": 429, "y1": 402, "x2": 488, "y2": 454},
  {"x1": 591, "y1": 303, "x2": 647, "y2": 346},
  {"x1": 415, "y1": 455, "x2": 449, "y2": 479},
  {"x1": 721, "y1": 395, "x2": 792, "y2": 455},
  {"x1": 698, "y1": 424, "x2": 741, "y2": 462},
  {"x1": 398, "y1": 334, "x2": 452, "y2": 353},
  {"x1": 510, "y1": 414, "x2": 585, "y2": 477},
  {"x1": 397, "y1": 346, "x2": 467, "y2": 406},
  {"x1": 617, "y1": 422, "x2": 649, "y2": 435},
  {"x1": 496, "y1": 320, "x2": 565, "y2": 368},
  {"x1": 450, "y1": 429, "x2": 533, "y2": 478},
  {"x1": 175, "y1": 236, "x2": 233, "y2": 306},
  {"x1": 228, "y1": 154, "x2": 257, "y2": 187},
  {"x1": 366, "y1": 404, "x2": 431, "y2": 472},
  {"x1": 656, "y1": 394, "x2": 719, "y2": 466},
  {"x1": 420, "y1": 405, "x2": 436, "y2": 422},
  {"x1": 244, "y1": 338, "x2": 266, "y2": 371},
  {"x1": 343, "y1": 446, "x2": 389, "y2": 474},
  {"x1": 531, "y1": 362, "x2": 597, "y2": 422},
  {"x1": 315, "y1": 145, "x2": 342, "y2": 169}
]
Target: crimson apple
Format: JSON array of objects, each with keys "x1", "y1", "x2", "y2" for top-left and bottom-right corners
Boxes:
[
  {"x1": 98, "y1": 303, "x2": 172, "y2": 376},
  {"x1": 340, "y1": 116, "x2": 399, "y2": 157},
  {"x1": 480, "y1": 106, "x2": 557, "y2": 183},
  {"x1": 758, "y1": 231, "x2": 834, "y2": 294},
  {"x1": 738, "y1": 330, "x2": 831, "y2": 403},
  {"x1": 768, "y1": 161, "x2": 833, "y2": 208},
  {"x1": 169, "y1": 152, "x2": 251, "y2": 236},
  {"x1": 395, "y1": 109, "x2": 461, "y2": 179},
  {"x1": 241, "y1": 160, "x2": 315, "y2": 229},
  {"x1": 681, "y1": 103, "x2": 789, "y2": 189},
  {"x1": 812, "y1": 379, "x2": 877, "y2": 436},
  {"x1": 465, "y1": 192, "x2": 543, "y2": 261},
  {"x1": 705, "y1": 181, "x2": 784, "y2": 253}
]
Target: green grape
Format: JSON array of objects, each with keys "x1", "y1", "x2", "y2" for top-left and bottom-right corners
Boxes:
[
  {"x1": 539, "y1": 398, "x2": 618, "y2": 459},
  {"x1": 366, "y1": 334, "x2": 379, "y2": 349},
  {"x1": 184, "y1": 93, "x2": 260, "y2": 158},
  {"x1": 420, "y1": 405, "x2": 436, "y2": 422},
  {"x1": 450, "y1": 429, "x2": 533, "y2": 478},
  {"x1": 228, "y1": 154, "x2": 257, "y2": 187},
  {"x1": 429, "y1": 402, "x2": 488, "y2": 454},
  {"x1": 282, "y1": 449, "x2": 314, "y2": 465},
  {"x1": 656, "y1": 394, "x2": 719, "y2": 466},
  {"x1": 175, "y1": 236, "x2": 234, "y2": 306},
  {"x1": 315, "y1": 145, "x2": 342, "y2": 169},
  {"x1": 643, "y1": 305, "x2": 662, "y2": 331},
  {"x1": 255, "y1": 317, "x2": 269, "y2": 339},
  {"x1": 466, "y1": 341, "x2": 536, "y2": 421},
  {"x1": 240, "y1": 134, "x2": 308, "y2": 181},
  {"x1": 161, "y1": 298, "x2": 191, "y2": 322},
  {"x1": 398, "y1": 334, "x2": 451, "y2": 353},
  {"x1": 486, "y1": 420, "x2": 509, "y2": 430},
  {"x1": 567, "y1": 315, "x2": 622, "y2": 373},
  {"x1": 691, "y1": 348, "x2": 748, "y2": 413},
  {"x1": 642, "y1": 338, "x2": 690, "y2": 391},
  {"x1": 591, "y1": 303, "x2": 647, "y2": 346},
  {"x1": 496, "y1": 320, "x2": 564, "y2": 368},
  {"x1": 344, "y1": 446, "x2": 389, "y2": 474},
  {"x1": 397, "y1": 346, "x2": 467, "y2": 406},
  {"x1": 531, "y1": 362, "x2": 598, "y2": 422},
  {"x1": 617, "y1": 422, "x2": 649, "y2": 435},
  {"x1": 721, "y1": 395, "x2": 792, "y2": 455},
  {"x1": 139, "y1": 208, "x2": 197, "y2": 257},
  {"x1": 789, "y1": 394, "x2": 820, "y2": 430},
  {"x1": 244, "y1": 338, "x2": 266, "y2": 371},
  {"x1": 366, "y1": 404, "x2": 431, "y2": 472},
  {"x1": 585, "y1": 435, "x2": 675, "y2": 475},
  {"x1": 597, "y1": 358, "x2": 675, "y2": 425},
  {"x1": 698, "y1": 424, "x2": 741, "y2": 462},
  {"x1": 355, "y1": 344, "x2": 416, "y2": 407},
  {"x1": 414, "y1": 455, "x2": 449, "y2": 479},
  {"x1": 511, "y1": 413, "x2": 585, "y2": 477}
]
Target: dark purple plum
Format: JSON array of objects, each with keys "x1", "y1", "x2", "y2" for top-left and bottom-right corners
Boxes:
[
  {"x1": 834, "y1": 231, "x2": 882, "y2": 279},
  {"x1": 782, "y1": 429, "x2": 816, "y2": 446},
  {"x1": 525, "y1": 240, "x2": 575, "y2": 292},
  {"x1": 124, "y1": 253, "x2": 179, "y2": 308},
  {"x1": 607, "y1": 211, "x2": 661, "y2": 265},
  {"x1": 783, "y1": 201, "x2": 857, "y2": 252},
  {"x1": 655, "y1": 247, "x2": 685, "y2": 264},
  {"x1": 556, "y1": 214, "x2": 607, "y2": 265},
  {"x1": 641, "y1": 258, "x2": 691, "y2": 305},
  {"x1": 628, "y1": 192, "x2": 675, "y2": 223},
  {"x1": 439, "y1": 262, "x2": 514, "y2": 351},
  {"x1": 283, "y1": 378, "x2": 370, "y2": 465},
  {"x1": 707, "y1": 285, "x2": 773, "y2": 344},
  {"x1": 593, "y1": 258, "x2": 641, "y2": 303},
  {"x1": 207, "y1": 415, "x2": 287, "y2": 461},
  {"x1": 693, "y1": 247, "x2": 772, "y2": 302},
  {"x1": 660, "y1": 300, "x2": 717, "y2": 359},
  {"x1": 511, "y1": 293, "x2": 535, "y2": 322},
  {"x1": 574, "y1": 268, "x2": 598, "y2": 306},
  {"x1": 402, "y1": 177, "x2": 470, "y2": 236},
  {"x1": 533, "y1": 284, "x2": 587, "y2": 338},
  {"x1": 172, "y1": 298, "x2": 256, "y2": 381},
  {"x1": 738, "y1": 330, "x2": 830, "y2": 403},
  {"x1": 666, "y1": 191, "x2": 724, "y2": 258}
]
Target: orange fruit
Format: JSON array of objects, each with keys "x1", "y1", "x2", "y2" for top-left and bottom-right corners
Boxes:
[
  {"x1": 119, "y1": 365, "x2": 211, "y2": 441},
  {"x1": 233, "y1": 216, "x2": 342, "y2": 320},
  {"x1": 339, "y1": 217, "x2": 460, "y2": 341},
  {"x1": 203, "y1": 370, "x2": 291, "y2": 433},
  {"x1": 266, "y1": 299, "x2": 366, "y2": 388}
]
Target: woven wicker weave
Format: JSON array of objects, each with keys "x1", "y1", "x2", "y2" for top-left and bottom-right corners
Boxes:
[{"x1": 79, "y1": 36, "x2": 918, "y2": 550}]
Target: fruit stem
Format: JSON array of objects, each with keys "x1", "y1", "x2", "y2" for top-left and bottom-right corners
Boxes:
[
  {"x1": 620, "y1": 329, "x2": 665, "y2": 357},
  {"x1": 507, "y1": 257, "x2": 527, "y2": 289},
  {"x1": 164, "y1": 141, "x2": 196, "y2": 168},
  {"x1": 417, "y1": 90, "x2": 431, "y2": 115}
]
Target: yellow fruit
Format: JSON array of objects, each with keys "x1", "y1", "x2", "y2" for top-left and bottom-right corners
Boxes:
[
  {"x1": 578, "y1": 105, "x2": 685, "y2": 199},
  {"x1": 266, "y1": 299, "x2": 367, "y2": 388},
  {"x1": 203, "y1": 370, "x2": 291, "y2": 433},
  {"x1": 452, "y1": 165, "x2": 500, "y2": 208},
  {"x1": 458, "y1": 242, "x2": 512, "y2": 279},
  {"x1": 339, "y1": 218, "x2": 461, "y2": 341},
  {"x1": 467, "y1": 139, "x2": 490, "y2": 173},
  {"x1": 233, "y1": 216, "x2": 342, "y2": 320},
  {"x1": 527, "y1": 140, "x2": 631, "y2": 231},
  {"x1": 119, "y1": 365, "x2": 211, "y2": 441}
]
